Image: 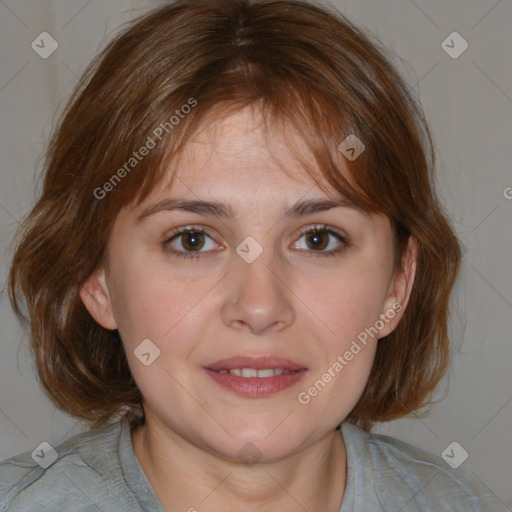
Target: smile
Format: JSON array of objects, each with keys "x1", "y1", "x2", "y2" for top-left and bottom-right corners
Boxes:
[
  {"x1": 218, "y1": 368, "x2": 291, "y2": 377},
  {"x1": 203, "y1": 367, "x2": 308, "y2": 397}
]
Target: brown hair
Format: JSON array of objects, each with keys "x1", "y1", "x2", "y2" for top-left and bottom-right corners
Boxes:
[{"x1": 8, "y1": 0, "x2": 461, "y2": 431}]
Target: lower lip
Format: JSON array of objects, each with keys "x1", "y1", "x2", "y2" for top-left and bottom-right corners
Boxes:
[{"x1": 203, "y1": 368, "x2": 308, "y2": 398}]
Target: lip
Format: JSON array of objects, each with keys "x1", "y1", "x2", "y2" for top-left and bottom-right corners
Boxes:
[
  {"x1": 204, "y1": 355, "x2": 307, "y2": 372},
  {"x1": 203, "y1": 355, "x2": 308, "y2": 398}
]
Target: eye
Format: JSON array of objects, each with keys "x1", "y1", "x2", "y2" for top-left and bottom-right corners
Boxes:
[
  {"x1": 163, "y1": 226, "x2": 221, "y2": 260},
  {"x1": 163, "y1": 224, "x2": 349, "y2": 260},
  {"x1": 291, "y1": 224, "x2": 348, "y2": 257}
]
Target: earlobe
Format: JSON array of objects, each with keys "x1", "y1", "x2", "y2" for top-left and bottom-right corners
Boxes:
[
  {"x1": 79, "y1": 267, "x2": 118, "y2": 330},
  {"x1": 378, "y1": 236, "x2": 418, "y2": 339}
]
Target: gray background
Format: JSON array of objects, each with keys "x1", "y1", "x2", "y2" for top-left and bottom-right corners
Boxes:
[{"x1": 0, "y1": 0, "x2": 511, "y2": 507}]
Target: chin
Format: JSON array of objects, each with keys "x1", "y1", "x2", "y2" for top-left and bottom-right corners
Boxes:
[{"x1": 201, "y1": 421, "x2": 310, "y2": 463}]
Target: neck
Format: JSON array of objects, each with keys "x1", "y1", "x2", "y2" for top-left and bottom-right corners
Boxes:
[{"x1": 131, "y1": 417, "x2": 347, "y2": 512}]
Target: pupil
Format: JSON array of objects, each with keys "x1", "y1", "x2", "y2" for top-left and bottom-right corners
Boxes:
[
  {"x1": 307, "y1": 230, "x2": 327, "y2": 250},
  {"x1": 183, "y1": 232, "x2": 204, "y2": 251}
]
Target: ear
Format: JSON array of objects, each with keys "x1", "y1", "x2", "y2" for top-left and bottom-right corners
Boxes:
[
  {"x1": 79, "y1": 267, "x2": 118, "y2": 330},
  {"x1": 377, "y1": 236, "x2": 418, "y2": 339}
]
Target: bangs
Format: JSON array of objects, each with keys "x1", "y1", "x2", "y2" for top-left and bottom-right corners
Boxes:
[{"x1": 128, "y1": 93, "x2": 375, "y2": 215}]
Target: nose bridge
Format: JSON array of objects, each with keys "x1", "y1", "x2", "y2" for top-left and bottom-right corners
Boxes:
[
  {"x1": 235, "y1": 237, "x2": 285, "y2": 304},
  {"x1": 221, "y1": 236, "x2": 295, "y2": 334},
  {"x1": 237, "y1": 239, "x2": 279, "y2": 290}
]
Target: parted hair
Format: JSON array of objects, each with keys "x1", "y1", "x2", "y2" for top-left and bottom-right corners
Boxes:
[{"x1": 8, "y1": 0, "x2": 461, "y2": 431}]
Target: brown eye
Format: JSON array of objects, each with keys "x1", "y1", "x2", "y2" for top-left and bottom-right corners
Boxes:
[
  {"x1": 164, "y1": 227, "x2": 220, "y2": 259},
  {"x1": 180, "y1": 231, "x2": 206, "y2": 252},
  {"x1": 292, "y1": 225, "x2": 348, "y2": 257},
  {"x1": 305, "y1": 230, "x2": 329, "y2": 251}
]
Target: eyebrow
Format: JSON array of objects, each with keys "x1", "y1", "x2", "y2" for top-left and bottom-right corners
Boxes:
[{"x1": 135, "y1": 197, "x2": 367, "y2": 224}]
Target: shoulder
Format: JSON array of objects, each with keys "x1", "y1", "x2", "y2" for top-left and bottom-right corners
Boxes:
[
  {"x1": 0, "y1": 420, "x2": 129, "y2": 511},
  {"x1": 341, "y1": 422, "x2": 508, "y2": 511}
]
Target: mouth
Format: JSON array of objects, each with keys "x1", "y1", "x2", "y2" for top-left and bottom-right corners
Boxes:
[{"x1": 203, "y1": 355, "x2": 308, "y2": 398}]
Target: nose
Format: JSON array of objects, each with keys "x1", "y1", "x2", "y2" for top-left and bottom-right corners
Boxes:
[{"x1": 221, "y1": 243, "x2": 296, "y2": 335}]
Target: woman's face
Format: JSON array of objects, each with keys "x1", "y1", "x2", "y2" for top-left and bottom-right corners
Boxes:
[{"x1": 81, "y1": 106, "x2": 415, "y2": 462}]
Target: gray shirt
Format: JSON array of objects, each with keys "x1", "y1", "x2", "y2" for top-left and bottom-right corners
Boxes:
[{"x1": 0, "y1": 419, "x2": 508, "y2": 511}]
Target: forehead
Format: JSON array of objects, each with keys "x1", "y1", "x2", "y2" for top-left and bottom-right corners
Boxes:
[
  {"x1": 109, "y1": 102, "x2": 388, "y2": 247},
  {"x1": 149, "y1": 106, "x2": 340, "y2": 207},
  {"x1": 175, "y1": 106, "x2": 318, "y2": 186},
  {"x1": 121, "y1": 106, "x2": 376, "y2": 229}
]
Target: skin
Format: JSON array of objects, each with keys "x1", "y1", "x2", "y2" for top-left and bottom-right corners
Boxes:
[{"x1": 80, "y1": 105, "x2": 417, "y2": 512}]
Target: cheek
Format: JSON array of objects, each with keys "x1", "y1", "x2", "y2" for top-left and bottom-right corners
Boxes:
[
  {"x1": 114, "y1": 271, "x2": 208, "y2": 403},
  {"x1": 294, "y1": 262, "x2": 385, "y2": 420},
  {"x1": 108, "y1": 255, "x2": 215, "y2": 363},
  {"x1": 108, "y1": 252, "x2": 170, "y2": 328},
  {"x1": 298, "y1": 253, "x2": 392, "y2": 347}
]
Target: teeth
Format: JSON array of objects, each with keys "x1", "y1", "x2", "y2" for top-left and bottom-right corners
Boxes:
[
  {"x1": 221, "y1": 368, "x2": 290, "y2": 377},
  {"x1": 255, "y1": 369, "x2": 275, "y2": 377}
]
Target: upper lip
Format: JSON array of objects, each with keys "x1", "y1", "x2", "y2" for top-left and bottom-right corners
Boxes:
[{"x1": 205, "y1": 356, "x2": 307, "y2": 371}]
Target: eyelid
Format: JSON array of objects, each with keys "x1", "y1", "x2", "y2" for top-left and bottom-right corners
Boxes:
[
  {"x1": 294, "y1": 223, "x2": 348, "y2": 241},
  {"x1": 163, "y1": 224, "x2": 223, "y2": 249}
]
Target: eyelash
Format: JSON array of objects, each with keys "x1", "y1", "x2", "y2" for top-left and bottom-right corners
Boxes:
[{"x1": 163, "y1": 224, "x2": 349, "y2": 260}]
